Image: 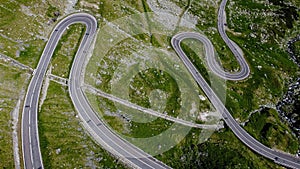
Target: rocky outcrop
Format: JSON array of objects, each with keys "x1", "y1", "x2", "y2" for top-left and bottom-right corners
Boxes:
[{"x1": 276, "y1": 35, "x2": 300, "y2": 138}]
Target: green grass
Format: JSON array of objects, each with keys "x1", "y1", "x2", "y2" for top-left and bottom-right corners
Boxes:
[
  {"x1": 181, "y1": 0, "x2": 299, "y2": 121},
  {"x1": 81, "y1": 0, "x2": 281, "y2": 167},
  {"x1": 84, "y1": 15, "x2": 217, "y2": 158},
  {"x1": 180, "y1": 39, "x2": 210, "y2": 83},
  {"x1": 155, "y1": 127, "x2": 283, "y2": 169},
  {"x1": 127, "y1": 68, "x2": 180, "y2": 137},
  {"x1": 39, "y1": 82, "x2": 126, "y2": 168},
  {"x1": 46, "y1": 4, "x2": 59, "y2": 18},
  {"x1": 245, "y1": 108, "x2": 299, "y2": 154},
  {"x1": 294, "y1": 41, "x2": 300, "y2": 57},
  {"x1": 226, "y1": 0, "x2": 300, "y2": 40},
  {"x1": 0, "y1": 0, "x2": 70, "y2": 68},
  {"x1": 0, "y1": 63, "x2": 29, "y2": 169},
  {"x1": 37, "y1": 0, "x2": 300, "y2": 168},
  {"x1": 129, "y1": 68, "x2": 180, "y2": 114},
  {"x1": 80, "y1": 1, "x2": 298, "y2": 169},
  {"x1": 18, "y1": 40, "x2": 44, "y2": 68},
  {"x1": 221, "y1": 8, "x2": 299, "y2": 120},
  {"x1": 77, "y1": 0, "x2": 145, "y2": 22},
  {"x1": 51, "y1": 24, "x2": 85, "y2": 78},
  {"x1": 188, "y1": 1, "x2": 241, "y2": 72},
  {"x1": 85, "y1": 35, "x2": 212, "y2": 138},
  {"x1": 85, "y1": 92, "x2": 129, "y2": 134}
]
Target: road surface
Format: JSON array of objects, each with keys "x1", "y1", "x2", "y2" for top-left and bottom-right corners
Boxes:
[
  {"x1": 170, "y1": 0, "x2": 300, "y2": 168},
  {"x1": 217, "y1": 0, "x2": 250, "y2": 80},
  {"x1": 21, "y1": 13, "x2": 170, "y2": 169},
  {"x1": 21, "y1": 13, "x2": 99, "y2": 169},
  {"x1": 21, "y1": 1, "x2": 300, "y2": 168}
]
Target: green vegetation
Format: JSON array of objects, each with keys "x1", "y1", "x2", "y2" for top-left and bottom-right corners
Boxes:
[
  {"x1": 0, "y1": 0, "x2": 68, "y2": 67},
  {"x1": 0, "y1": 0, "x2": 298, "y2": 168},
  {"x1": 156, "y1": 127, "x2": 282, "y2": 169},
  {"x1": 227, "y1": 0, "x2": 299, "y2": 41},
  {"x1": 128, "y1": 68, "x2": 180, "y2": 137},
  {"x1": 293, "y1": 41, "x2": 300, "y2": 58},
  {"x1": 266, "y1": 0, "x2": 298, "y2": 29},
  {"x1": 87, "y1": 56, "x2": 187, "y2": 135},
  {"x1": 39, "y1": 82, "x2": 126, "y2": 168},
  {"x1": 223, "y1": 31, "x2": 297, "y2": 119},
  {"x1": 46, "y1": 5, "x2": 59, "y2": 18},
  {"x1": 0, "y1": 63, "x2": 29, "y2": 168},
  {"x1": 76, "y1": 0, "x2": 145, "y2": 22},
  {"x1": 188, "y1": 0, "x2": 241, "y2": 71},
  {"x1": 18, "y1": 41, "x2": 44, "y2": 67},
  {"x1": 51, "y1": 24, "x2": 85, "y2": 77},
  {"x1": 86, "y1": 39, "x2": 134, "y2": 93},
  {"x1": 219, "y1": 0, "x2": 300, "y2": 121},
  {"x1": 129, "y1": 68, "x2": 180, "y2": 115},
  {"x1": 245, "y1": 108, "x2": 298, "y2": 154},
  {"x1": 180, "y1": 39, "x2": 210, "y2": 82},
  {"x1": 85, "y1": 32, "x2": 212, "y2": 140},
  {"x1": 86, "y1": 93, "x2": 128, "y2": 134},
  {"x1": 81, "y1": 0, "x2": 298, "y2": 167}
]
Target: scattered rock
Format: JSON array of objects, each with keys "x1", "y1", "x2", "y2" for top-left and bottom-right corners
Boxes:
[{"x1": 56, "y1": 148, "x2": 61, "y2": 154}]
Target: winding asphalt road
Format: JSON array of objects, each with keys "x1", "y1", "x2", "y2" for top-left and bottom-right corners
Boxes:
[
  {"x1": 21, "y1": 13, "x2": 99, "y2": 169},
  {"x1": 21, "y1": 1, "x2": 300, "y2": 169},
  {"x1": 67, "y1": 15, "x2": 171, "y2": 169},
  {"x1": 217, "y1": 0, "x2": 250, "y2": 80},
  {"x1": 21, "y1": 13, "x2": 170, "y2": 169},
  {"x1": 171, "y1": 33, "x2": 300, "y2": 169},
  {"x1": 171, "y1": 0, "x2": 300, "y2": 168}
]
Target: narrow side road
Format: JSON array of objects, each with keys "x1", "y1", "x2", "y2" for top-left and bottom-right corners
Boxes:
[{"x1": 84, "y1": 84, "x2": 222, "y2": 129}]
